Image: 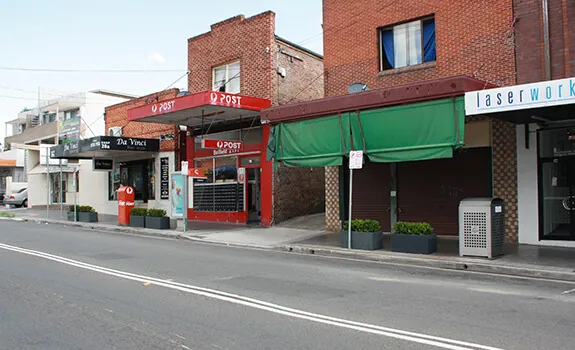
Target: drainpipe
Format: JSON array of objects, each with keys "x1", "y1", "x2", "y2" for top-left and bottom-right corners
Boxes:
[{"x1": 542, "y1": 0, "x2": 551, "y2": 80}]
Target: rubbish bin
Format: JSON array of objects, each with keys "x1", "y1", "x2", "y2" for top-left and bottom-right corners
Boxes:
[{"x1": 459, "y1": 198, "x2": 505, "y2": 259}]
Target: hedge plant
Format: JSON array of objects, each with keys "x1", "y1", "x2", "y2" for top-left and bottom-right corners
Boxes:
[
  {"x1": 130, "y1": 208, "x2": 148, "y2": 216},
  {"x1": 147, "y1": 208, "x2": 167, "y2": 217},
  {"x1": 343, "y1": 219, "x2": 381, "y2": 232},
  {"x1": 392, "y1": 221, "x2": 433, "y2": 235}
]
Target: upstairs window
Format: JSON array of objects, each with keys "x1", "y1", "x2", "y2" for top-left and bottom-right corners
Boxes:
[
  {"x1": 380, "y1": 17, "x2": 436, "y2": 71},
  {"x1": 212, "y1": 61, "x2": 240, "y2": 94}
]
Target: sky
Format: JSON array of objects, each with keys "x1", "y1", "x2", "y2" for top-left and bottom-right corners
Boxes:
[{"x1": 0, "y1": 0, "x2": 324, "y2": 142}]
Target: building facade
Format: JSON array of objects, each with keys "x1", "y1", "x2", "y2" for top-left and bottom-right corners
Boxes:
[
  {"x1": 264, "y1": 0, "x2": 521, "y2": 242},
  {"x1": 100, "y1": 11, "x2": 325, "y2": 225},
  {"x1": 5, "y1": 89, "x2": 136, "y2": 208}
]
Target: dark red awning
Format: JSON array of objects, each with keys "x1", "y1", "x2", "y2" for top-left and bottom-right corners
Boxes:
[{"x1": 128, "y1": 91, "x2": 271, "y2": 128}]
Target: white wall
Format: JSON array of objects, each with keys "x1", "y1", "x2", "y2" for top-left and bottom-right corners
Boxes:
[
  {"x1": 74, "y1": 159, "x2": 114, "y2": 215},
  {"x1": 516, "y1": 124, "x2": 575, "y2": 247},
  {"x1": 28, "y1": 173, "x2": 48, "y2": 206},
  {"x1": 84, "y1": 93, "x2": 131, "y2": 137}
]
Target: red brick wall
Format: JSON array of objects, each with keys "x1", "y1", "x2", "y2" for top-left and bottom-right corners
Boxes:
[
  {"x1": 323, "y1": 0, "x2": 517, "y2": 97},
  {"x1": 274, "y1": 39, "x2": 324, "y2": 105},
  {"x1": 514, "y1": 0, "x2": 574, "y2": 83},
  {"x1": 188, "y1": 12, "x2": 326, "y2": 225},
  {"x1": 105, "y1": 89, "x2": 180, "y2": 152},
  {"x1": 187, "y1": 12, "x2": 276, "y2": 101}
]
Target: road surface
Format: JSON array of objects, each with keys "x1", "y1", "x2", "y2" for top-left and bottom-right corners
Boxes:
[{"x1": 1, "y1": 220, "x2": 574, "y2": 349}]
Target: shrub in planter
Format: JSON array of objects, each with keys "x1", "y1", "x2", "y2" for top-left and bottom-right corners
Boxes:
[
  {"x1": 391, "y1": 221, "x2": 437, "y2": 254},
  {"x1": 77, "y1": 205, "x2": 98, "y2": 223},
  {"x1": 145, "y1": 208, "x2": 170, "y2": 230},
  {"x1": 341, "y1": 219, "x2": 383, "y2": 250},
  {"x1": 129, "y1": 208, "x2": 147, "y2": 227},
  {"x1": 67, "y1": 206, "x2": 80, "y2": 221}
]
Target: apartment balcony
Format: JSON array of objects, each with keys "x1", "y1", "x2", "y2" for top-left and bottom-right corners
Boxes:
[{"x1": 5, "y1": 121, "x2": 57, "y2": 146}]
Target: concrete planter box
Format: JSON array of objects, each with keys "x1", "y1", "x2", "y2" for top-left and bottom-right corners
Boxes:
[
  {"x1": 145, "y1": 216, "x2": 170, "y2": 230},
  {"x1": 67, "y1": 212, "x2": 79, "y2": 221},
  {"x1": 340, "y1": 231, "x2": 383, "y2": 250},
  {"x1": 129, "y1": 215, "x2": 145, "y2": 228},
  {"x1": 391, "y1": 233, "x2": 437, "y2": 254},
  {"x1": 79, "y1": 212, "x2": 98, "y2": 223}
]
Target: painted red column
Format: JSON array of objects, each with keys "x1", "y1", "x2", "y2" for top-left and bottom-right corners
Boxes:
[
  {"x1": 260, "y1": 124, "x2": 273, "y2": 226},
  {"x1": 186, "y1": 132, "x2": 195, "y2": 220}
]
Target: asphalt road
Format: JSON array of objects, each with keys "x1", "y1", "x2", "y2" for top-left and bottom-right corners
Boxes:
[{"x1": 1, "y1": 220, "x2": 575, "y2": 350}]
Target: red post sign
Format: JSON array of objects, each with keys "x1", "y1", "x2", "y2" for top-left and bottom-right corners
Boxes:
[
  {"x1": 201, "y1": 139, "x2": 243, "y2": 150},
  {"x1": 117, "y1": 186, "x2": 135, "y2": 226}
]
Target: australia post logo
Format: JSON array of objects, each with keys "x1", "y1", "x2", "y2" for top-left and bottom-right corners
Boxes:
[{"x1": 210, "y1": 91, "x2": 242, "y2": 106}]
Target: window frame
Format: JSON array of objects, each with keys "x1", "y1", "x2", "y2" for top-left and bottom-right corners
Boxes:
[
  {"x1": 379, "y1": 15, "x2": 435, "y2": 71},
  {"x1": 212, "y1": 61, "x2": 241, "y2": 94}
]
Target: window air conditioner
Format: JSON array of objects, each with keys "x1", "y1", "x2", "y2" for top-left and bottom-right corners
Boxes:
[{"x1": 109, "y1": 126, "x2": 122, "y2": 136}]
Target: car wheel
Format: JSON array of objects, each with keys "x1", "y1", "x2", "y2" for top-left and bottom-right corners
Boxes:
[{"x1": 22, "y1": 199, "x2": 28, "y2": 208}]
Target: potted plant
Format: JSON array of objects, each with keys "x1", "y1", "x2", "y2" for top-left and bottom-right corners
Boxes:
[
  {"x1": 341, "y1": 219, "x2": 383, "y2": 250},
  {"x1": 391, "y1": 221, "x2": 437, "y2": 254},
  {"x1": 145, "y1": 208, "x2": 170, "y2": 229},
  {"x1": 129, "y1": 208, "x2": 147, "y2": 228},
  {"x1": 67, "y1": 206, "x2": 80, "y2": 221},
  {"x1": 78, "y1": 205, "x2": 98, "y2": 223}
]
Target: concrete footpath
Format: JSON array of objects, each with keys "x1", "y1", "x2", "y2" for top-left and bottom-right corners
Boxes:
[{"x1": 5, "y1": 214, "x2": 575, "y2": 283}]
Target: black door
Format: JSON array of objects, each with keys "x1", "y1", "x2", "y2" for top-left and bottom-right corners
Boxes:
[{"x1": 540, "y1": 156, "x2": 575, "y2": 240}]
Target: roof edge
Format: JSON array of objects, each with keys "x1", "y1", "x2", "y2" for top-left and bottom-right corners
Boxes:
[{"x1": 262, "y1": 75, "x2": 496, "y2": 123}]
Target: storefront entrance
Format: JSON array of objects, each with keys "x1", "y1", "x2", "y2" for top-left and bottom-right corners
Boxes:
[{"x1": 539, "y1": 127, "x2": 575, "y2": 241}]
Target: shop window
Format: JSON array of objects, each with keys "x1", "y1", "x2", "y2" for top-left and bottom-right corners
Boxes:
[
  {"x1": 215, "y1": 157, "x2": 238, "y2": 183},
  {"x1": 108, "y1": 159, "x2": 155, "y2": 201},
  {"x1": 380, "y1": 17, "x2": 436, "y2": 70},
  {"x1": 212, "y1": 61, "x2": 240, "y2": 94},
  {"x1": 195, "y1": 158, "x2": 215, "y2": 184}
]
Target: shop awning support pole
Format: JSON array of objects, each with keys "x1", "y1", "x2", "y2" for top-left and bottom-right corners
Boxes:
[
  {"x1": 56, "y1": 103, "x2": 63, "y2": 219},
  {"x1": 183, "y1": 173, "x2": 188, "y2": 233},
  {"x1": 73, "y1": 167, "x2": 78, "y2": 222},
  {"x1": 46, "y1": 148, "x2": 50, "y2": 219}
]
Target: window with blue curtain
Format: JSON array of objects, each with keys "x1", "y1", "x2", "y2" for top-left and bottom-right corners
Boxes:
[{"x1": 380, "y1": 17, "x2": 436, "y2": 71}]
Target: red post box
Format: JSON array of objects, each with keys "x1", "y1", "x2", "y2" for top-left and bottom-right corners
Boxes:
[{"x1": 117, "y1": 186, "x2": 135, "y2": 225}]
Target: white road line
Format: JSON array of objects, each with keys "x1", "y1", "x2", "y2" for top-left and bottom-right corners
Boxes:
[
  {"x1": 0, "y1": 242, "x2": 505, "y2": 350},
  {"x1": 562, "y1": 288, "x2": 575, "y2": 295}
]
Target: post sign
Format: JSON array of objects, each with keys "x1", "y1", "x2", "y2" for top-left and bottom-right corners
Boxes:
[
  {"x1": 160, "y1": 157, "x2": 169, "y2": 200},
  {"x1": 201, "y1": 139, "x2": 243, "y2": 150},
  {"x1": 349, "y1": 150, "x2": 364, "y2": 169},
  {"x1": 93, "y1": 159, "x2": 113, "y2": 171},
  {"x1": 181, "y1": 161, "x2": 189, "y2": 175}
]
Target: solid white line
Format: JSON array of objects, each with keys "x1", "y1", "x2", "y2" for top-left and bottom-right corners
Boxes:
[
  {"x1": 562, "y1": 288, "x2": 575, "y2": 295},
  {"x1": 0, "y1": 242, "x2": 504, "y2": 350}
]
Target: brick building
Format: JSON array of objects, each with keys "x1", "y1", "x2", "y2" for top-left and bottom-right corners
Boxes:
[
  {"x1": 263, "y1": 0, "x2": 523, "y2": 244},
  {"x1": 462, "y1": 0, "x2": 575, "y2": 247},
  {"x1": 109, "y1": 11, "x2": 325, "y2": 226}
]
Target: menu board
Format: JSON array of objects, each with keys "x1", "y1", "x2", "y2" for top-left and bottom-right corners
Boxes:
[{"x1": 160, "y1": 157, "x2": 169, "y2": 200}]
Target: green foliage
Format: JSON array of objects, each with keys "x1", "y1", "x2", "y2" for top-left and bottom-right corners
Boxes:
[
  {"x1": 393, "y1": 221, "x2": 433, "y2": 235},
  {"x1": 343, "y1": 219, "x2": 381, "y2": 232},
  {"x1": 147, "y1": 208, "x2": 167, "y2": 217},
  {"x1": 0, "y1": 212, "x2": 15, "y2": 218},
  {"x1": 68, "y1": 205, "x2": 95, "y2": 213},
  {"x1": 130, "y1": 208, "x2": 148, "y2": 217}
]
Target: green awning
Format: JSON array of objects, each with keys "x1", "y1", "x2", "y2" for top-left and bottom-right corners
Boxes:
[
  {"x1": 269, "y1": 114, "x2": 352, "y2": 167},
  {"x1": 267, "y1": 97, "x2": 465, "y2": 166}
]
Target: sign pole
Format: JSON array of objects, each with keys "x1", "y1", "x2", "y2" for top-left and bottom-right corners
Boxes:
[
  {"x1": 183, "y1": 173, "x2": 188, "y2": 233},
  {"x1": 348, "y1": 167, "x2": 353, "y2": 249},
  {"x1": 347, "y1": 150, "x2": 364, "y2": 250}
]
